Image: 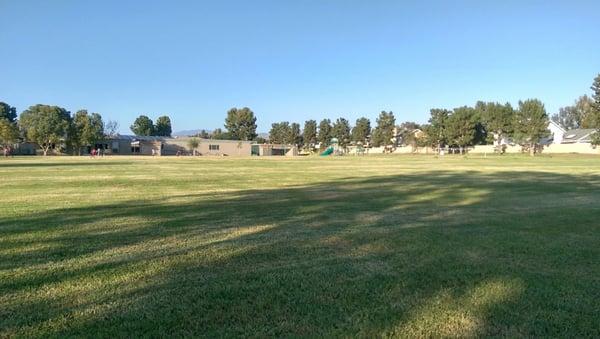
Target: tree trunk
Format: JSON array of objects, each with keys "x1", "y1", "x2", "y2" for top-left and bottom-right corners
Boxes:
[{"x1": 530, "y1": 143, "x2": 535, "y2": 156}]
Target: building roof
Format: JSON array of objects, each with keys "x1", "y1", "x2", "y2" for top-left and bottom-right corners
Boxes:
[
  {"x1": 110, "y1": 135, "x2": 254, "y2": 144},
  {"x1": 548, "y1": 120, "x2": 566, "y2": 133},
  {"x1": 561, "y1": 129, "x2": 597, "y2": 143}
]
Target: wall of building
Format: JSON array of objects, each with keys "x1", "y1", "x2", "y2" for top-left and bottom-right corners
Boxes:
[
  {"x1": 163, "y1": 138, "x2": 253, "y2": 156},
  {"x1": 469, "y1": 143, "x2": 599, "y2": 154},
  {"x1": 543, "y1": 143, "x2": 598, "y2": 154},
  {"x1": 12, "y1": 142, "x2": 37, "y2": 155}
]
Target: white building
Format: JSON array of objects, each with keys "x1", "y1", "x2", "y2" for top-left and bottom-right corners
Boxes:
[{"x1": 546, "y1": 121, "x2": 566, "y2": 145}]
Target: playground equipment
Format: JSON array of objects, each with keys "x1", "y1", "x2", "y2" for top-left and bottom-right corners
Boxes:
[
  {"x1": 320, "y1": 138, "x2": 339, "y2": 156},
  {"x1": 320, "y1": 146, "x2": 334, "y2": 156}
]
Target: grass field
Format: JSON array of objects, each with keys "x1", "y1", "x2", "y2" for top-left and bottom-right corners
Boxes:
[{"x1": 1, "y1": 154, "x2": 599, "y2": 337}]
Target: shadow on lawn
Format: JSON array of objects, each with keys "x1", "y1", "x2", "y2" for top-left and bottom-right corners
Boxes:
[{"x1": 1, "y1": 171, "x2": 599, "y2": 337}]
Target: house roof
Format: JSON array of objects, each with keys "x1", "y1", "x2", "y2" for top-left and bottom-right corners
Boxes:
[
  {"x1": 561, "y1": 129, "x2": 597, "y2": 143},
  {"x1": 548, "y1": 120, "x2": 566, "y2": 133},
  {"x1": 110, "y1": 135, "x2": 254, "y2": 144}
]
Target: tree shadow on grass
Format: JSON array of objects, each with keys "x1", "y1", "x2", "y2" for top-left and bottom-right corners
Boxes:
[{"x1": 1, "y1": 171, "x2": 599, "y2": 337}]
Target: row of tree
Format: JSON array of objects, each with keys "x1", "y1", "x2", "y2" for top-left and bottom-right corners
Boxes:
[
  {"x1": 0, "y1": 104, "x2": 120, "y2": 155},
  {"x1": 130, "y1": 115, "x2": 173, "y2": 137},
  {"x1": 267, "y1": 111, "x2": 396, "y2": 150},
  {"x1": 2, "y1": 74, "x2": 599, "y2": 155},
  {"x1": 0, "y1": 103, "x2": 177, "y2": 155},
  {"x1": 262, "y1": 74, "x2": 600, "y2": 154}
]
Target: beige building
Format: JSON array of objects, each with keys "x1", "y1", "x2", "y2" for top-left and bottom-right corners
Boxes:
[
  {"x1": 100, "y1": 136, "x2": 298, "y2": 156},
  {"x1": 163, "y1": 138, "x2": 253, "y2": 156}
]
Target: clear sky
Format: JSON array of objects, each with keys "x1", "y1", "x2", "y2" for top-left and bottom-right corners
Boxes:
[{"x1": 1, "y1": 0, "x2": 599, "y2": 134}]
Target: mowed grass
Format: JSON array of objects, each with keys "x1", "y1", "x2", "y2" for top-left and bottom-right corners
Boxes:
[{"x1": 1, "y1": 154, "x2": 599, "y2": 337}]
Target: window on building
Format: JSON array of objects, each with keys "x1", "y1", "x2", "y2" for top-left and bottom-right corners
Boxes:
[{"x1": 209, "y1": 144, "x2": 220, "y2": 151}]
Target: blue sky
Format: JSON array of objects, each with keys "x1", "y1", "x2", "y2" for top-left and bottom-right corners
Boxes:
[{"x1": 1, "y1": 0, "x2": 599, "y2": 133}]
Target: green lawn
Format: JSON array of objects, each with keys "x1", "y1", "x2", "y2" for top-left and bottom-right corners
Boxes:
[{"x1": 1, "y1": 154, "x2": 599, "y2": 337}]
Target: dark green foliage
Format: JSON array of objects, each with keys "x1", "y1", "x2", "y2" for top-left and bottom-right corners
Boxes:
[
  {"x1": 0, "y1": 119, "x2": 19, "y2": 147},
  {"x1": 317, "y1": 119, "x2": 332, "y2": 146},
  {"x1": 332, "y1": 117, "x2": 351, "y2": 148},
  {"x1": 269, "y1": 121, "x2": 292, "y2": 144},
  {"x1": 130, "y1": 115, "x2": 155, "y2": 136},
  {"x1": 210, "y1": 128, "x2": 231, "y2": 140},
  {"x1": 351, "y1": 117, "x2": 371, "y2": 144},
  {"x1": 551, "y1": 95, "x2": 595, "y2": 129},
  {"x1": 73, "y1": 110, "x2": 104, "y2": 153},
  {"x1": 591, "y1": 74, "x2": 600, "y2": 115},
  {"x1": 591, "y1": 74, "x2": 600, "y2": 145},
  {"x1": 224, "y1": 107, "x2": 258, "y2": 141},
  {"x1": 371, "y1": 111, "x2": 395, "y2": 147},
  {"x1": 446, "y1": 106, "x2": 477, "y2": 150},
  {"x1": 303, "y1": 120, "x2": 317, "y2": 149},
  {"x1": 0, "y1": 102, "x2": 19, "y2": 148},
  {"x1": 19, "y1": 104, "x2": 72, "y2": 155},
  {"x1": 290, "y1": 122, "x2": 302, "y2": 146},
  {"x1": 0, "y1": 102, "x2": 17, "y2": 123},
  {"x1": 476, "y1": 101, "x2": 514, "y2": 145},
  {"x1": 513, "y1": 99, "x2": 550, "y2": 155},
  {"x1": 426, "y1": 109, "x2": 451, "y2": 148},
  {"x1": 154, "y1": 116, "x2": 173, "y2": 137}
]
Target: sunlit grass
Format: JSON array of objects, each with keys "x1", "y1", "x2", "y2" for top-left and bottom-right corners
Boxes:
[{"x1": 1, "y1": 154, "x2": 599, "y2": 337}]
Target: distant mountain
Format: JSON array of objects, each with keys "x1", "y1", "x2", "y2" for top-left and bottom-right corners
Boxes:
[
  {"x1": 173, "y1": 130, "x2": 270, "y2": 140},
  {"x1": 172, "y1": 129, "x2": 210, "y2": 137}
]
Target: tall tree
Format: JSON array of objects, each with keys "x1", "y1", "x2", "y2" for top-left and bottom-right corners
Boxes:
[
  {"x1": 19, "y1": 104, "x2": 72, "y2": 156},
  {"x1": 590, "y1": 74, "x2": 600, "y2": 145},
  {"x1": 0, "y1": 102, "x2": 19, "y2": 152},
  {"x1": 332, "y1": 117, "x2": 351, "y2": 149},
  {"x1": 371, "y1": 111, "x2": 396, "y2": 147},
  {"x1": 154, "y1": 116, "x2": 172, "y2": 137},
  {"x1": 0, "y1": 102, "x2": 17, "y2": 123},
  {"x1": 446, "y1": 106, "x2": 477, "y2": 153},
  {"x1": 73, "y1": 110, "x2": 104, "y2": 154},
  {"x1": 130, "y1": 115, "x2": 154, "y2": 136},
  {"x1": 269, "y1": 122, "x2": 291, "y2": 144},
  {"x1": 105, "y1": 120, "x2": 119, "y2": 137},
  {"x1": 426, "y1": 108, "x2": 450, "y2": 149},
  {"x1": 224, "y1": 107, "x2": 257, "y2": 141},
  {"x1": 513, "y1": 99, "x2": 550, "y2": 156},
  {"x1": 0, "y1": 119, "x2": 19, "y2": 152},
  {"x1": 551, "y1": 95, "x2": 595, "y2": 129},
  {"x1": 591, "y1": 74, "x2": 600, "y2": 116},
  {"x1": 303, "y1": 120, "x2": 317, "y2": 150},
  {"x1": 477, "y1": 101, "x2": 514, "y2": 145},
  {"x1": 351, "y1": 117, "x2": 371, "y2": 144},
  {"x1": 317, "y1": 119, "x2": 332, "y2": 147},
  {"x1": 290, "y1": 122, "x2": 302, "y2": 146}
]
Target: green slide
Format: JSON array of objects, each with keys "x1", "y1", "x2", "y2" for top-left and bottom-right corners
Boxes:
[{"x1": 320, "y1": 146, "x2": 334, "y2": 156}]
